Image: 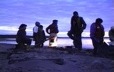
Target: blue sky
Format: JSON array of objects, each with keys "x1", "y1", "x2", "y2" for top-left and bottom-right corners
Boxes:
[{"x1": 0, "y1": 0, "x2": 113, "y2": 37}]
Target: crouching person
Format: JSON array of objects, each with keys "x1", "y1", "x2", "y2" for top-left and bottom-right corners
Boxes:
[
  {"x1": 90, "y1": 18, "x2": 105, "y2": 55},
  {"x1": 37, "y1": 25, "x2": 46, "y2": 48},
  {"x1": 16, "y1": 24, "x2": 32, "y2": 50},
  {"x1": 109, "y1": 26, "x2": 114, "y2": 46},
  {"x1": 108, "y1": 26, "x2": 114, "y2": 54}
]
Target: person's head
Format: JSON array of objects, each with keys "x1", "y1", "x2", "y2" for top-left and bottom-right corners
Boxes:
[
  {"x1": 35, "y1": 21, "x2": 40, "y2": 27},
  {"x1": 52, "y1": 19, "x2": 58, "y2": 24},
  {"x1": 73, "y1": 11, "x2": 79, "y2": 17},
  {"x1": 95, "y1": 18, "x2": 103, "y2": 25},
  {"x1": 39, "y1": 25, "x2": 43, "y2": 30},
  {"x1": 19, "y1": 24, "x2": 27, "y2": 30},
  {"x1": 111, "y1": 26, "x2": 114, "y2": 30}
]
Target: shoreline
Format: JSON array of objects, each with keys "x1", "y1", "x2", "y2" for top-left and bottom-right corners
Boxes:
[
  {"x1": 0, "y1": 36, "x2": 110, "y2": 49},
  {"x1": 0, "y1": 34, "x2": 109, "y2": 38}
]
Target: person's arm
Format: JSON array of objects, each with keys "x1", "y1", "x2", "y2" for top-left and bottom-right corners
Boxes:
[
  {"x1": 46, "y1": 25, "x2": 50, "y2": 34},
  {"x1": 43, "y1": 30, "x2": 46, "y2": 41},
  {"x1": 109, "y1": 30, "x2": 114, "y2": 41},
  {"x1": 102, "y1": 25, "x2": 105, "y2": 37},
  {"x1": 90, "y1": 23, "x2": 95, "y2": 38},
  {"x1": 90, "y1": 24, "x2": 101, "y2": 42},
  {"x1": 81, "y1": 17, "x2": 86, "y2": 30},
  {"x1": 56, "y1": 26, "x2": 59, "y2": 33},
  {"x1": 70, "y1": 16, "x2": 74, "y2": 31}
]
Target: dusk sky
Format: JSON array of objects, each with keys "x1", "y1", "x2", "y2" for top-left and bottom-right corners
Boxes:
[{"x1": 0, "y1": 0, "x2": 113, "y2": 37}]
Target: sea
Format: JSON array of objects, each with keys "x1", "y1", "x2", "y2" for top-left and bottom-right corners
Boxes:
[{"x1": 0, "y1": 37, "x2": 110, "y2": 49}]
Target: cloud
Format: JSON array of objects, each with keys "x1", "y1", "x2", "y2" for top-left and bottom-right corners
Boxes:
[
  {"x1": 0, "y1": 26, "x2": 18, "y2": 31},
  {"x1": 63, "y1": 0, "x2": 74, "y2": 2},
  {"x1": 53, "y1": 0, "x2": 74, "y2": 3}
]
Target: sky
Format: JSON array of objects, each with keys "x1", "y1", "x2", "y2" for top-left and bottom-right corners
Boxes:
[{"x1": 0, "y1": 0, "x2": 113, "y2": 37}]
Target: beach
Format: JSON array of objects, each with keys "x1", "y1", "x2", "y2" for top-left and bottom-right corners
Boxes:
[
  {"x1": 0, "y1": 0, "x2": 113, "y2": 71},
  {"x1": 0, "y1": 42, "x2": 114, "y2": 72},
  {"x1": 0, "y1": 37, "x2": 110, "y2": 49}
]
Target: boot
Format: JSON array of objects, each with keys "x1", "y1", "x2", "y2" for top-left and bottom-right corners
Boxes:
[{"x1": 26, "y1": 45, "x2": 30, "y2": 51}]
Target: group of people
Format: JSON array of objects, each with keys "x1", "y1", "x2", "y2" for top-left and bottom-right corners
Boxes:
[
  {"x1": 16, "y1": 19, "x2": 59, "y2": 50},
  {"x1": 33, "y1": 22, "x2": 46, "y2": 48},
  {"x1": 68, "y1": 11, "x2": 114, "y2": 55},
  {"x1": 68, "y1": 11, "x2": 105, "y2": 55},
  {"x1": 16, "y1": 11, "x2": 114, "y2": 55},
  {"x1": 33, "y1": 19, "x2": 59, "y2": 48}
]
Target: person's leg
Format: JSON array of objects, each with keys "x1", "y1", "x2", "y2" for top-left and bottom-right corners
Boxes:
[
  {"x1": 16, "y1": 39, "x2": 27, "y2": 50},
  {"x1": 49, "y1": 33, "x2": 57, "y2": 47},
  {"x1": 35, "y1": 41, "x2": 37, "y2": 46},
  {"x1": 33, "y1": 33, "x2": 37, "y2": 46},
  {"x1": 27, "y1": 38, "x2": 32, "y2": 45},
  {"x1": 77, "y1": 35, "x2": 82, "y2": 50},
  {"x1": 25, "y1": 38, "x2": 32, "y2": 50},
  {"x1": 35, "y1": 40, "x2": 39, "y2": 47},
  {"x1": 91, "y1": 38, "x2": 98, "y2": 55},
  {"x1": 73, "y1": 37, "x2": 78, "y2": 48},
  {"x1": 73, "y1": 34, "x2": 82, "y2": 50}
]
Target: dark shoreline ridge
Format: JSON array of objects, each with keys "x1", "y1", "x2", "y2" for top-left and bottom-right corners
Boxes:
[{"x1": 0, "y1": 35, "x2": 109, "y2": 38}]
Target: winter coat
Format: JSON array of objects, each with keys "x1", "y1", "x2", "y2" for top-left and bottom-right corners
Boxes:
[{"x1": 71, "y1": 16, "x2": 86, "y2": 34}]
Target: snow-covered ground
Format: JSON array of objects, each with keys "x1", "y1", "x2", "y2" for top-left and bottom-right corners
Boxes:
[{"x1": 0, "y1": 43, "x2": 114, "y2": 72}]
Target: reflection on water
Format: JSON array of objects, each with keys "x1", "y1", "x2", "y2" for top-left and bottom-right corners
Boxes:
[{"x1": 0, "y1": 38, "x2": 110, "y2": 49}]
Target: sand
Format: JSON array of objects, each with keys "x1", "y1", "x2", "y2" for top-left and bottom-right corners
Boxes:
[{"x1": 0, "y1": 43, "x2": 114, "y2": 72}]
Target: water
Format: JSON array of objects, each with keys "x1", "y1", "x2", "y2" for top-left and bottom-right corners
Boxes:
[{"x1": 0, "y1": 38, "x2": 110, "y2": 49}]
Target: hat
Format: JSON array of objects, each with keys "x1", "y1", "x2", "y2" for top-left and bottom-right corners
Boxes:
[
  {"x1": 35, "y1": 21, "x2": 40, "y2": 26},
  {"x1": 111, "y1": 26, "x2": 114, "y2": 30},
  {"x1": 73, "y1": 11, "x2": 78, "y2": 15},
  {"x1": 19, "y1": 24, "x2": 27, "y2": 29},
  {"x1": 53, "y1": 20, "x2": 58, "y2": 22},
  {"x1": 96, "y1": 18, "x2": 103, "y2": 23}
]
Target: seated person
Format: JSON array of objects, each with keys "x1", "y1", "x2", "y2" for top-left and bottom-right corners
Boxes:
[
  {"x1": 16, "y1": 24, "x2": 32, "y2": 50},
  {"x1": 109, "y1": 26, "x2": 114, "y2": 46}
]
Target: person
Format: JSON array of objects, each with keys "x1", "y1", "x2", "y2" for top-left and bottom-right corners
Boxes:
[
  {"x1": 37, "y1": 25, "x2": 46, "y2": 47},
  {"x1": 16, "y1": 24, "x2": 32, "y2": 50},
  {"x1": 109, "y1": 26, "x2": 114, "y2": 46},
  {"x1": 33, "y1": 21, "x2": 40, "y2": 47},
  {"x1": 90, "y1": 18, "x2": 105, "y2": 55},
  {"x1": 46, "y1": 20, "x2": 59, "y2": 47},
  {"x1": 69, "y1": 11, "x2": 86, "y2": 51}
]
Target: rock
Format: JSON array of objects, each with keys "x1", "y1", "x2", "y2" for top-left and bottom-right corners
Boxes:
[
  {"x1": 90, "y1": 60, "x2": 105, "y2": 70},
  {"x1": 54, "y1": 58, "x2": 65, "y2": 65}
]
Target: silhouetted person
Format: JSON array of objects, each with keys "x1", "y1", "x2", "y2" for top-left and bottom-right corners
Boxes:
[
  {"x1": 16, "y1": 24, "x2": 31, "y2": 50},
  {"x1": 90, "y1": 18, "x2": 105, "y2": 55},
  {"x1": 69, "y1": 11, "x2": 86, "y2": 50},
  {"x1": 33, "y1": 21, "x2": 40, "y2": 47},
  {"x1": 109, "y1": 26, "x2": 114, "y2": 42},
  {"x1": 46, "y1": 20, "x2": 59, "y2": 47},
  {"x1": 37, "y1": 25, "x2": 46, "y2": 47},
  {"x1": 109, "y1": 26, "x2": 114, "y2": 46}
]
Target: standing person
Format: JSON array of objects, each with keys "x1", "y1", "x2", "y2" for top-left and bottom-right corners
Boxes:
[
  {"x1": 37, "y1": 25, "x2": 46, "y2": 47},
  {"x1": 109, "y1": 26, "x2": 114, "y2": 45},
  {"x1": 46, "y1": 20, "x2": 59, "y2": 47},
  {"x1": 33, "y1": 21, "x2": 40, "y2": 47},
  {"x1": 90, "y1": 18, "x2": 105, "y2": 55},
  {"x1": 70, "y1": 11, "x2": 86, "y2": 51},
  {"x1": 16, "y1": 24, "x2": 32, "y2": 50}
]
